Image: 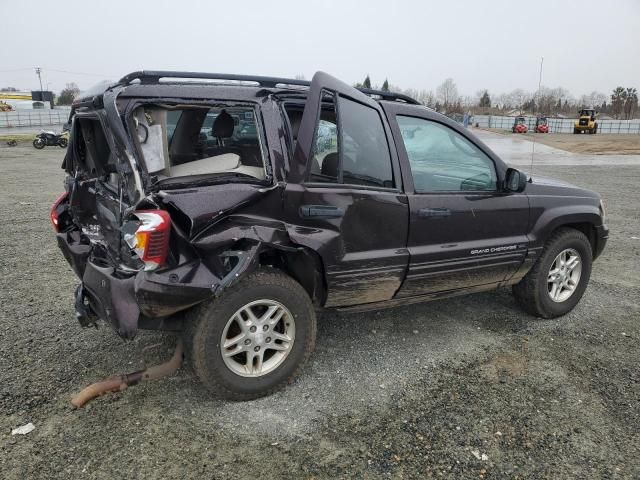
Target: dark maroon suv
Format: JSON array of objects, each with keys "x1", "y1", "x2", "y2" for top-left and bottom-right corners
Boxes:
[{"x1": 52, "y1": 71, "x2": 608, "y2": 399}]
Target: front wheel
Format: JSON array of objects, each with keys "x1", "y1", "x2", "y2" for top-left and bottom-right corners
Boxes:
[
  {"x1": 513, "y1": 228, "x2": 592, "y2": 318},
  {"x1": 33, "y1": 138, "x2": 45, "y2": 149},
  {"x1": 185, "y1": 269, "x2": 317, "y2": 400}
]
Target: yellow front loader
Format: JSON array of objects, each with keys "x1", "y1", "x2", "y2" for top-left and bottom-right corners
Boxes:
[{"x1": 574, "y1": 108, "x2": 598, "y2": 134}]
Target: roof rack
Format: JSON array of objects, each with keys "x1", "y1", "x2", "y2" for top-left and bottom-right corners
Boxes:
[{"x1": 117, "y1": 71, "x2": 420, "y2": 105}]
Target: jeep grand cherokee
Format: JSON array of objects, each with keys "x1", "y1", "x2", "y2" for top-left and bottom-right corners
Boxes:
[{"x1": 52, "y1": 71, "x2": 608, "y2": 399}]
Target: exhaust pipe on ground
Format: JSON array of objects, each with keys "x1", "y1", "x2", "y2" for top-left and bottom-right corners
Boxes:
[{"x1": 70, "y1": 339, "x2": 184, "y2": 408}]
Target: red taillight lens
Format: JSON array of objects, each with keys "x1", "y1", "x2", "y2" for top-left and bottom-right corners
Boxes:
[
  {"x1": 50, "y1": 192, "x2": 69, "y2": 232},
  {"x1": 124, "y1": 210, "x2": 171, "y2": 270}
]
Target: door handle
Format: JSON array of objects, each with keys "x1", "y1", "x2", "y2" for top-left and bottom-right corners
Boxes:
[
  {"x1": 299, "y1": 205, "x2": 345, "y2": 219},
  {"x1": 418, "y1": 207, "x2": 451, "y2": 218}
]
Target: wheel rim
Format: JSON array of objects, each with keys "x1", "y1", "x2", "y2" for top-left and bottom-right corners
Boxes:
[
  {"x1": 220, "y1": 299, "x2": 295, "y2": 377},
  {"x1": 547, "y1": 248, "x2": 582, "y2": 303}
]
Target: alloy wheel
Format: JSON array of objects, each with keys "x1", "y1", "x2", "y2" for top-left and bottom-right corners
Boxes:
[
  {"x1": 547, "y1": 248, "x2": 582, "y2": 303},
  {"x1": 220, "y1": 299, "x2": 295, "y2": 377}
]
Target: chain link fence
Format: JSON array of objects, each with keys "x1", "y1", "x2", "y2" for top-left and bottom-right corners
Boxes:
[
  {"x1": 474, "y1": 115, "x2": 640, "y2": 134},
  {"x1": 0, "y1": 108, "x2": 71, "y2": 129}
]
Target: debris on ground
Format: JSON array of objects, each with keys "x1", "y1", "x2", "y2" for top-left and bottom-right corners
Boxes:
[{"x1": 11, "y1": 423, "x2": 35, "y2": 436}]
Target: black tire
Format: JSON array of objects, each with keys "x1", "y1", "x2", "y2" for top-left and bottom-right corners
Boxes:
[
  {"x1": 58, "y1": 137, "x2": 68, "y2": 148},
  {"x1": 185, "y1": 269, "x2": 316, "y2": 400},
  {"x1": 593, "y1": 124, "x2": 598, "y2": 134},
  {"x1": 33, "y1": 138, "x2": 45, "y2": 149},
  {"x1": 513, "y1": 228, "x2": 592, "y2": 318},
  {"x1": 573, "y1": 128, "x2": 580, "y2": 134}
]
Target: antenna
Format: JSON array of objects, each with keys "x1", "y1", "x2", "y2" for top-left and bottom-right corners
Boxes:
[{"x1": 529, "y1": 57, "x2": 543, "y2": 180}]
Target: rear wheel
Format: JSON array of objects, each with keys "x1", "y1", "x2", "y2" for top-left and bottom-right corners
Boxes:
[
  {"x1": 573, "y1": 128, "x2": 580, "y2": 134},
  {"x1": 513, "y1": 228, "x2": 592, "y2": 318},
  {"x1": 185, "y1": 269, "x2": 317, "y2": 400},
  {"x1": 33, "y1": 138, "x2": 45, "y2": 149},
  {"x1": 58, "y1": 137, "x2": 68, "y2": 148},
  {"x1": 593, "y1": 124, "x2": 598, "y2": 134}
]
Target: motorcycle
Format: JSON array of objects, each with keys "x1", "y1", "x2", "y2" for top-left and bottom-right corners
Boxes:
[{"x1": 33, "y1": 130, "x2": 69, "y2": 149}]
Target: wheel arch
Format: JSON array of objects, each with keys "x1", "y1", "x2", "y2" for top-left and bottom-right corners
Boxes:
[
  {"x1": 530, "y1": 207, "x2": 602, "y2": 259},
  {"x1": 546, "y1": 221, "x2": 599, "y2": 259},
  {"x1": 257, "y1": 245, "x2": 327, "y2": 307}
]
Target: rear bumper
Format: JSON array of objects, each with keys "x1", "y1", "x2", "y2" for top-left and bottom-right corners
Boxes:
[
  {"x1": 593, "y1": 224, "x2": 609, "y2": 260},
  {"x1": 56, "y1": 232, "x2": 222, "y2": 338}
]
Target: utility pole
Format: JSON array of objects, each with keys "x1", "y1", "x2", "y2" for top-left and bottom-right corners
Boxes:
[{"x1": 35, "y1": 67, "x2": 43, "y2": 91}]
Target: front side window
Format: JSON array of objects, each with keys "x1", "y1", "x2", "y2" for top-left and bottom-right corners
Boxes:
[
  {"x1": 306, "y1": 93, "x2": 394, "y2": 189},
  {"x1": 397, "y1": 116, "x2": 497, "y2": 192}
]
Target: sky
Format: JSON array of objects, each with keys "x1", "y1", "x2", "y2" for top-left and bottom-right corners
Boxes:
[{"x1": 1, "y1": 0, "x2": 639, "y2": 98}]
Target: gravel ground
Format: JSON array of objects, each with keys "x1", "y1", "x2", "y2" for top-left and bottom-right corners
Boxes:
[
  {"x1": 480, "y1": 131, "x2": 640, "y2": 155},
  {"x1": 0, "y1": 144, "x2": 638, "y2": 479}
]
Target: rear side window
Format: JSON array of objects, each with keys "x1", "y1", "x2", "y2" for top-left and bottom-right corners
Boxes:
[
  {"x1": 76, "y1": 118, "x2": 117, "y2": 179},
  {"x1": 307, "y1": 93, "x2": 394, "y2": 189},
  {"x1": 338, "y1": 97, "x2": 393, "y2": 188},
  {"x1": 135, "y1": 105, "x2": 266, "y2": 180}
]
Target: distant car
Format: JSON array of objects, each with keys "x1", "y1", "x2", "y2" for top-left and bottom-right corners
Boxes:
[
  {"x1": 512, "y1": 116, "x2": 528, "y2": 133},
  {"x1": 52, "y1": 70, "x2": 608, "y2": 400}
]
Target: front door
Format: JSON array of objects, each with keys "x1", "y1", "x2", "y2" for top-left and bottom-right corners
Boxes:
[
  {"x1": 388, "y1": 113, "x2": 530, "y2": 297},
  {"x1": 283, "y1": 72, "x2": 410, "y2": 307}
]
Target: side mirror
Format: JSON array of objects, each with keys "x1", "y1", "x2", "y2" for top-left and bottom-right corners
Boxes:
[{"x1": 504, "y1": 168, "x2": 527, "y2": 193}]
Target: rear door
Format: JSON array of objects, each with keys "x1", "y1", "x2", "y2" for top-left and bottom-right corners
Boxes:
[
  {"x1": 65, "y1": 94, "x2": 143, "y2": 267},
  {"x1": 284, "y1": 72, "x2": 409, "y2": 307},
  {"x1": 383, "y1": 106, "x2": 530, "y2": 297}
]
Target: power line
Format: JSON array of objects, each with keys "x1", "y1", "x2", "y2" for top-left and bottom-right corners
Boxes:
[
  {"x1": 45, "y1": 68, "x2": 111, "y2": 77},
  {"x1": 0, "y1": 67, "x2": 33, "y2": 73},
  {"x1": 0, "y1": 67, "x2": 110, "y2": 77}
]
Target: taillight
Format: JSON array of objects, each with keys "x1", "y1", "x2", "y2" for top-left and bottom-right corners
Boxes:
[
  {"x1": 124, "y1": 210, "x2": 171, "y2": 271},
  {"x1": 50, "y1": 192, "x2": 69, "y2": 232}
]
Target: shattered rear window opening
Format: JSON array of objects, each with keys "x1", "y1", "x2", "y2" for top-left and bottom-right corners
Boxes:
[{"x1": 132, "y1": 104, "x2": 268, "y2": 182}]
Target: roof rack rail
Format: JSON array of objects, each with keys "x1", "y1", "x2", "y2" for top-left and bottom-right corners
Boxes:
[
  {"x1": 116, "y1": 71, "x2": 420, "y2": 105},
  {"x1": 117, "y1": 71, "x2": 311, "y2": 88},
  {"x1": 357, "y1": 87, "x2": 420, "y2": 105}
]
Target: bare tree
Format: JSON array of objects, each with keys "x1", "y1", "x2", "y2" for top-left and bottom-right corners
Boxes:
[{"x1": 436, "y1": 78, "x2": 458, "y2": 107}]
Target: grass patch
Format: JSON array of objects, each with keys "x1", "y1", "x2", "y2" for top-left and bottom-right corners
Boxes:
[{"x1": 0, "y1": 134, "x2": 34, "y2": 142}]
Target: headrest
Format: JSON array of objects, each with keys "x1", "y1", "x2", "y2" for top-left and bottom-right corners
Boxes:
[
  {"x1": 321, "y1": 152, "x2": 339, "y2": 178},
  {"x1": 288, "y1": 110, "x2": 302, "y2": 140},
  {"x1": 212, "y1": 110, "x2": 234, "y2": 138}
]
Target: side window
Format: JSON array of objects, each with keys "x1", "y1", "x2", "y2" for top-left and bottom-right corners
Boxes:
[
  {"x1": 307, "y1": 93, "x2": 394, "y2": 188},
  {"x1": 310, "y1": 93, "x2": 339, "y2": 182},
  {"x1": 397, "y1": 116, "x2": 497, "y2": 193},
  {"x1": 338, "y1": 97, "x2": 393, "y2": 188},
  {"x1": 137, "y1": 105, "x2": 266, "y2": 180}
]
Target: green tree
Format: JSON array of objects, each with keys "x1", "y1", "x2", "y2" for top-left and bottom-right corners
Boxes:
[
  {"x1": 363, "y1": 75, "x2": 371, "y2": 89},
  {"x1": 381, "y1": 79, "x2": 389, "y2": 92},
  {"x1": 57, "y1": 82, "x2": 81, "y2": 105},
  {"x1": 623, "y1": 87, "x2": 638, "y2": 119},
  {"x1": 610, "y1": 86, "x2": 626, "y2": 119},
  {"x1": 478, "y1": 90, "x2": 491, "y2": 108}
]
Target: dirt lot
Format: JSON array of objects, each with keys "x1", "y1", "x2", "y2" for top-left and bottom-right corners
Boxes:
[
  {"x1": 1, "y1": 145, "x2": 639, "y2": 479},
  {"x1": 481, "y1": 130, "x2": 640, "y2": 155}
]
